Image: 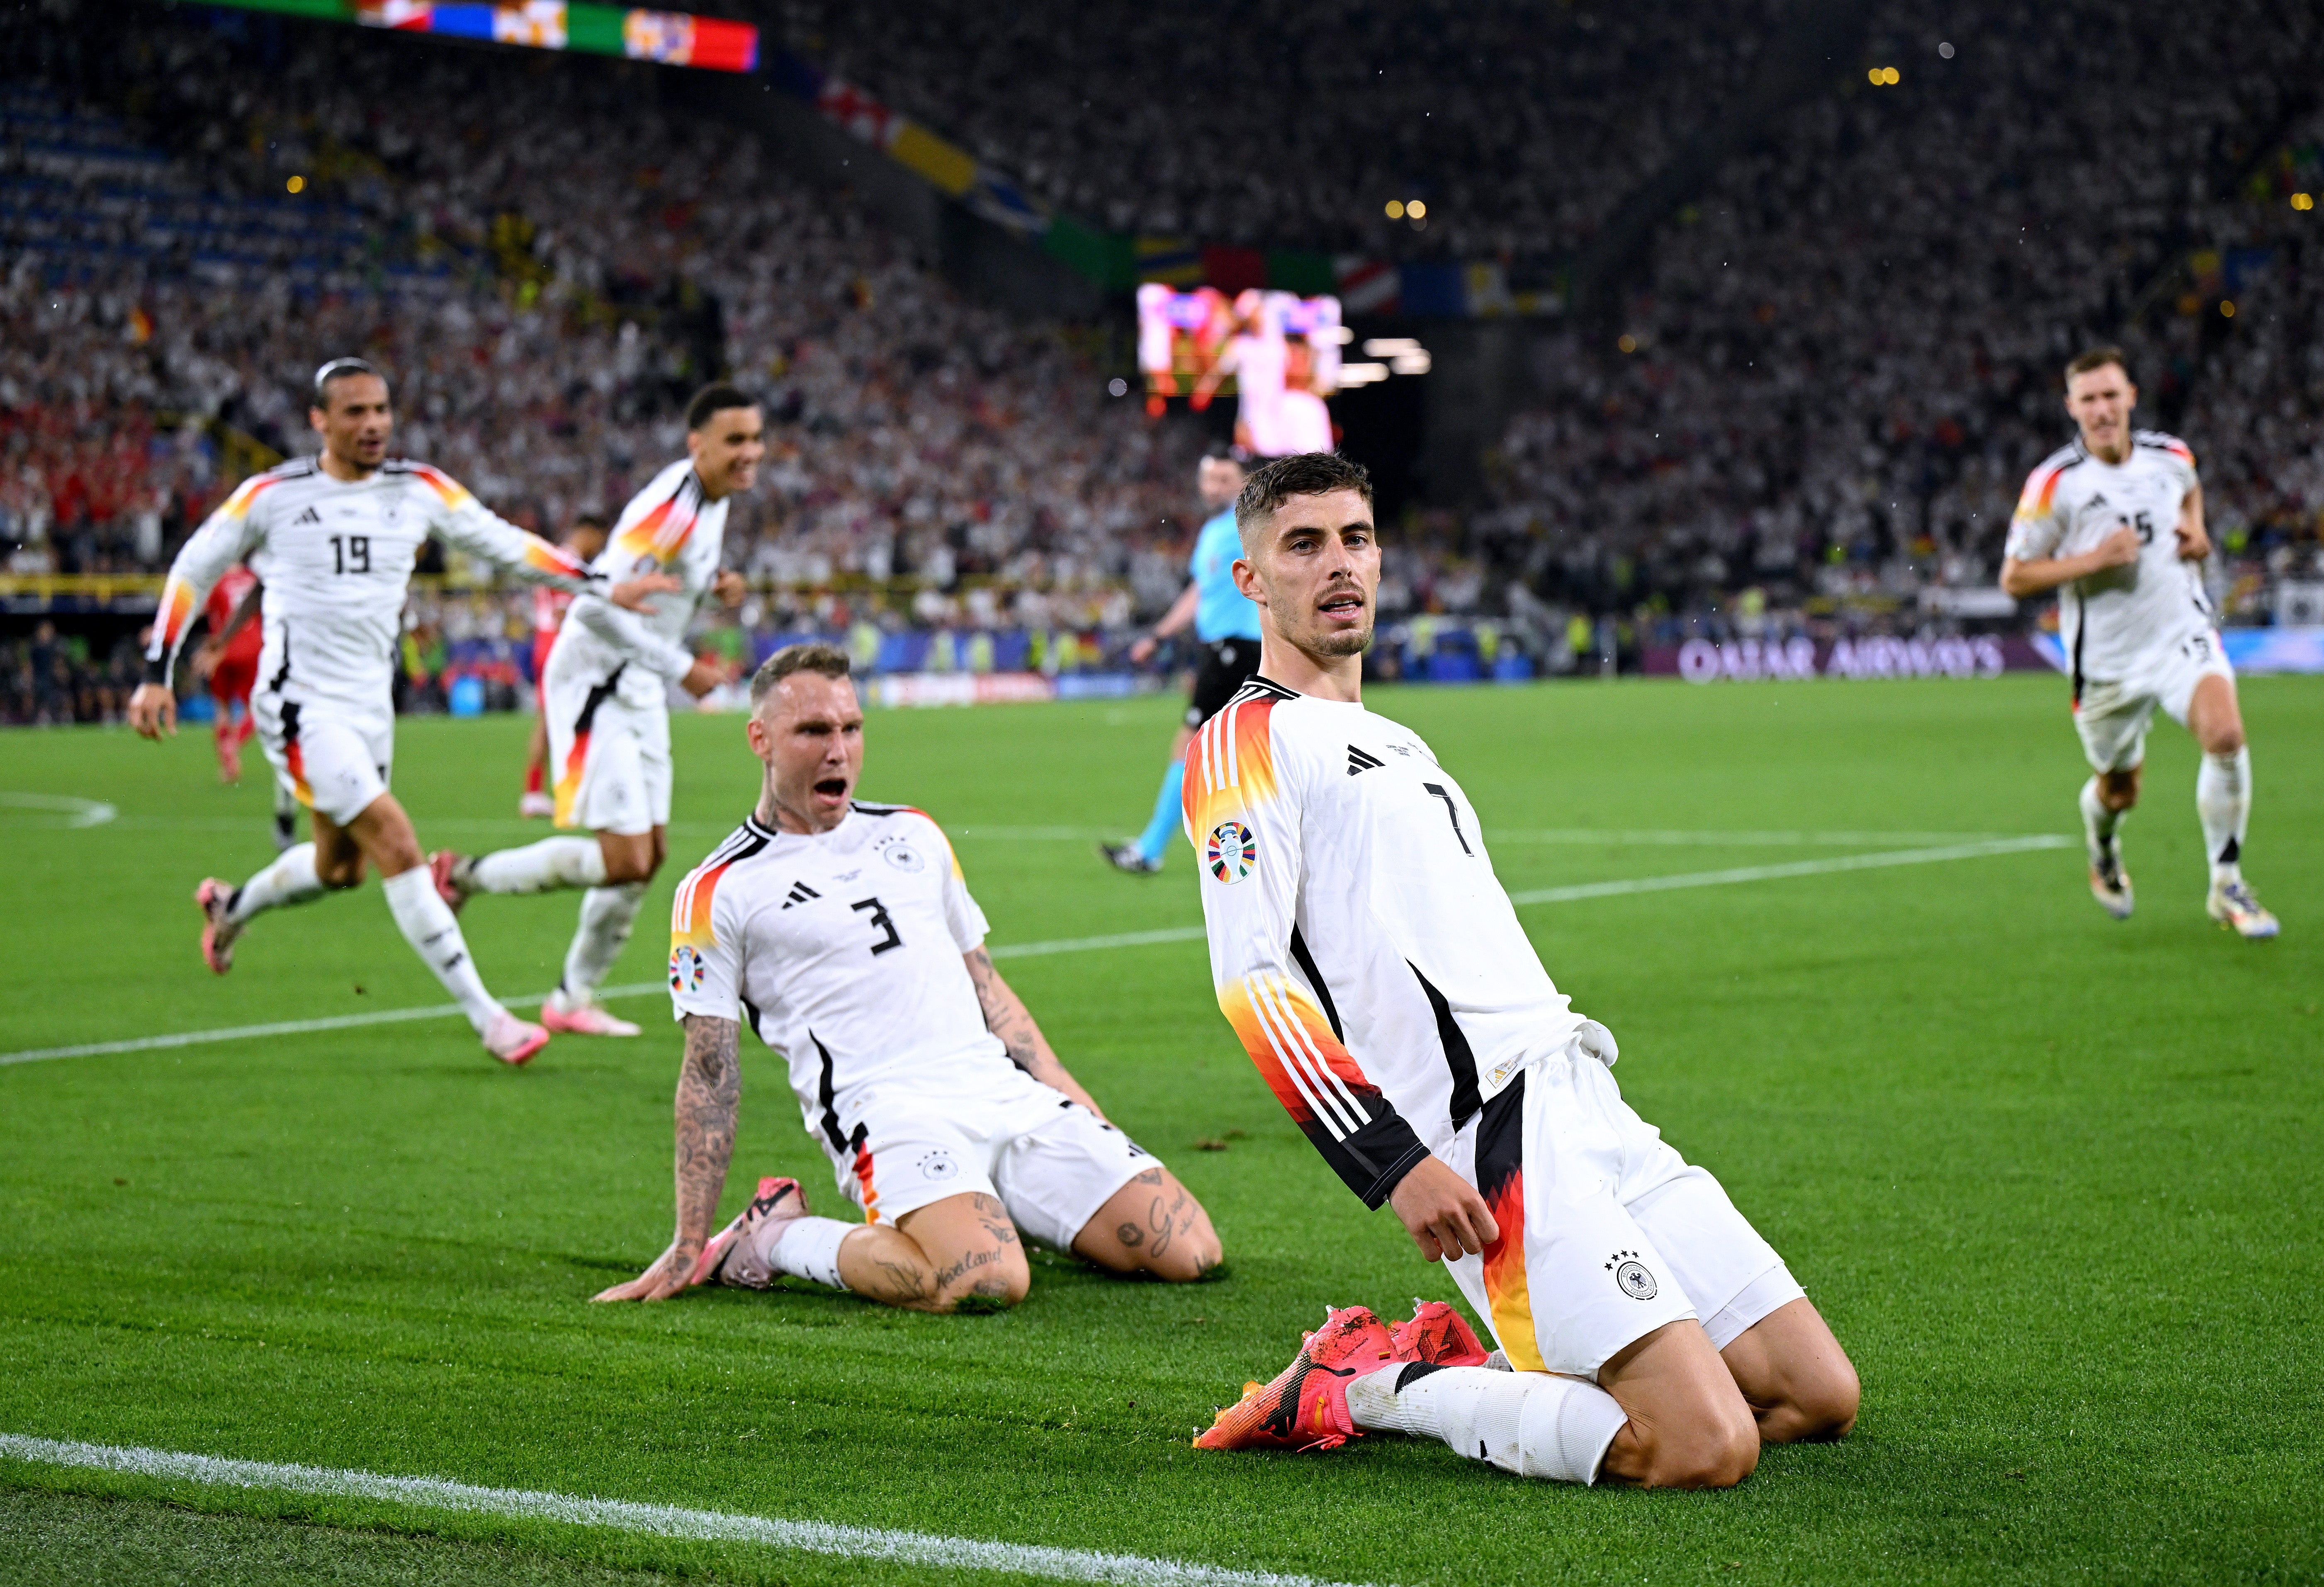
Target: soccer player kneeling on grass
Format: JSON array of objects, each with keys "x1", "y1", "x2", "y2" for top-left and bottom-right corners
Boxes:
[
  {"x1": 594, "y1": 643, "x2": 1223, "y2": 1312},
  {"x1": 1185, "y1": 454, "x2": 1858, "y2": 1487}
]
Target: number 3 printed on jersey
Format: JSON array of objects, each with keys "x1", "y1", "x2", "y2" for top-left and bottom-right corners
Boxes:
[{"x1": 851, "y1": 896, "x2": 903, "y2": 955}]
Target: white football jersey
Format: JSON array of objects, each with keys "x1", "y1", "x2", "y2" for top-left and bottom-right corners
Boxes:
[
  {"x1": 146, "y1": 456, "x2": 594, "y2": 711},
  {"x1": 668, "y1": 803, "x2": 1020, "y2": 1145},
  {"x1": 2005, "y1": 431, "x2": 2213, "y2": 688},
  {"x1": 552, "y1": 459, "x2": 731, "y2": 710},
  {"x1": 1186, "y1": 677, "x2": 1583, "y2": 1208}
]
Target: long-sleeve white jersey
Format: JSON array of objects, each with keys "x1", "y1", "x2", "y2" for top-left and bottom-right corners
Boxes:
[
  {"x1": 144, "y1": 455, "x2": 596, "y2": 711},
  {"x1": 668, "y1": 803, "x2": 1022, "y2": 1145},
  {"x1": 551, "y1": 459, "x2": 729, "y2": 710},
  {"x1": 2004, "y1": 430, "x2": 2213, "y2": 689},
  {"x1": 1187, "y1": 676, "x2": 1583, "y2": 1207}
]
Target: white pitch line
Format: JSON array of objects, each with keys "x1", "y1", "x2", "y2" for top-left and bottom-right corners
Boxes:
[
  {"x1": 0, "y1": 791, "x2": 117, "y2": 827},
  {"x1": 1504, "y1": 834, "x2": 2071, "y2": 906},
  {"x1": 0, "y1": 837, "x2": 2071, "y2": 1068},
  {"x1": 0, "y1": 1434, "x2": 1376, "y2": 1587}
]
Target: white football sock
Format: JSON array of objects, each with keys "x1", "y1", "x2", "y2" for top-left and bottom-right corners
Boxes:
[
  {"x1": 1346, "y1": 1363, "x2": 1629, "y2": 1485},
  {"x1": 379, "y1": 865, "x2": 503, "y2": 1036},
  {"x1": 2196, "y1": 747, "x2": 2250, "y2": 882},
  {"x1": 463, "y1": 836, "x2": 607, "y2": 895},
  {"x1": 228, "y1": 843, "x2": 326, "y2": 923},
  {"x1": 559, "y1": 882, "x2": 645, "y2": 1004},
  {"x1": 770, "y1": 1216, "x2": 856, "y2": 1291},
  {"x1": 2078, "y1": 777, "x2": 2125, "y2": 868}
]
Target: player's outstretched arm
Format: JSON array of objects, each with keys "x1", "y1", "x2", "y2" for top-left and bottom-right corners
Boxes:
[
  {"x1": 593, "y1": 1013, "x2": 741, "y2": 1303},
  {"x1": 570, "y1": 596, "x2": 723, "y2": 697},
  {"x1": 963, "y1": 948, "x2": 1105, "y2": 1118},
  {"x1": 131, "y1": 488, "x2": 267, "y2": 738}
]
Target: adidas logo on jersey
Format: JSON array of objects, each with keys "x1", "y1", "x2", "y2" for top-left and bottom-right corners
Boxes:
[
  {"x1": 781, "y1": 882, "x2": 821, "y2": 910},
  {"x1": 293, "y1": 506, "x2": 322, "y2": 525},
  {"x1": 1347, "y1": 746, "x2": 1384, "y2": 777}
]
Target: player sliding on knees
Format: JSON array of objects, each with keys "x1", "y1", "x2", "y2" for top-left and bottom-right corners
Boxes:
[
  {"x1": 2000, "y1": 346, "x2": 2277, "y2": 938},
  {"x1": 428, "y1": 386, "x2": 763, "y2": 1036},
  {"x1": 595, "y1": 643, "x2": 1223, "y2": 1311},
  {"x1": 128, "y1": 358, "x2": 673, "y2": 1066},
  {"x1": 1184, "y1": 454, "x2": 1858, "y2": 1488}
]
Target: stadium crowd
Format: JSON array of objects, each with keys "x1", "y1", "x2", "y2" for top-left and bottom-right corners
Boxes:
[
  {"x1": 5, "y1": 0, "x2": 2320, "y2": 722},
  {"x1": 2, "y1": 7, "x2": 1203, "y2": 606},
  {"x1": 1469, "y1": 0, "x2": 2323, "y2": 645},
  {"x1": 762, "y1": 0, "x2": 1784, "y2": 267}
]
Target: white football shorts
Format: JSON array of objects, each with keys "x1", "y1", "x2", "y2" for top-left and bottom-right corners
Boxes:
[
  {"x1": 816, "y1": 1066, "x2": 1161, "y2": 1250},
  {"x1": 252, "y1": 696, "x2": 393, "y2": 828},
  {"x1": 1441, "y1": 1032, "x2": 1804, "y2": 1381},
  {"x1": 545, "y1": 665, "x2": 671, "y2": 836},
  {"x1": 2074, "y1": 628, "x2": 2235, "y2": 774}
]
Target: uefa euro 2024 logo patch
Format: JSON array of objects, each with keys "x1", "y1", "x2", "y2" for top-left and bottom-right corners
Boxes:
[
  {"x1": 669, "y1": 944, "x2": 707, "y2": 993},
  {"x1": 1207, "y1": 820, "x2": 1256, "y2": 884}
]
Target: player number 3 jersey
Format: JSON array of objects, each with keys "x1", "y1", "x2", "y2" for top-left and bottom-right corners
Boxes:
[
  {"x1": 1187, "y1": 677, "x2": 1585, "y2": 1208},
  {"x1": 2006, "y1": 431, "x2": 2212, "y2": 685},
  {"x1": 668, "y1": 804, "x2": 1020, "y2": 1134}
]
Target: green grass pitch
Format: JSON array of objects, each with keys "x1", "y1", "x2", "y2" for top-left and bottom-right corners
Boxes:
[{"x1": 0, "y1": 674, "x2": 2317, "y2": 1585}]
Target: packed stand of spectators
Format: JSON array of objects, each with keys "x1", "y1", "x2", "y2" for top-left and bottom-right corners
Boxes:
[
  {"x1": 1471, "y1": 0, "x2": 2324, "y2": 658},
  {"x1": 762, "y1": 0, "x2": 1783, "y2": 268},
  {"x1": 2, "y1": 3, "x2": 1205, "y2": 618}
]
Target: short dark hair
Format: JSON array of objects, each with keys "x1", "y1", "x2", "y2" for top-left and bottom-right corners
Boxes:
[
  {"x1": 1200, "y1": 445, "x2": 1252, "y2": 471},
  {"x1": 312, "y1": 357, "x2": 386, "y2": 408},
  {"x1": 686, "y1": 383, "x2": 760, "y2": 432},
  {"x1": 750, "y1": 641, "x2": 851, "y2": 704},
  {"x1": 1234, "y1": 452, "x2": 1374, "y2": 549},
  {"x1": 567, "y1": 511, "x2": 608, "y2": 534},
  {"x1": 2066, "y1": 346, "x2": 2132, "y2": 386}
]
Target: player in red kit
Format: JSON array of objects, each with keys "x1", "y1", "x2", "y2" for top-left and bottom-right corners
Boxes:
[
  {"x1": 521, "y1": 512, "x2": 610, "y2": 818},
  {"x1": 193, "y1": 563, "x2": 264, "y2": 783}
]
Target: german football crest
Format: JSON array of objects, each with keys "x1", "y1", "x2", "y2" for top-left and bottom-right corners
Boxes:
[
  {"x1": 1207, "y1": 820, "x2": 1256, "y2": 883},
  {"x1": 669, "y1": 944, "x2": 707, "y2": 993},
  {"x1": 1606, "y1": 1249, "x2": 1658, "y2": 1300}
]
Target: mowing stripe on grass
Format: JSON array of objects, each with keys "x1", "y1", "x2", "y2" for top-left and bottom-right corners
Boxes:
[
  {"x1": 0, "y1": 836, "x2": 2070, "y2": 1067},
  {"x1": 0, "y1": 1434, "x2": 1375, "y2": 1587}
]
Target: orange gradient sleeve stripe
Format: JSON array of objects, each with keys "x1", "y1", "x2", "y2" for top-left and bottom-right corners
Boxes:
[
  {"x1": 670, "y1": 857, "x2": 736, "y2": 952},
  {"x1": 522, "y1": 538, "x2": 590, "y2": 580},
  {"x1": 1218, "y1": 974, "x2": 1377, "y2": 1139},
  {"x1": 613, "y1": 495, "x2": 698, "y2": 563},
  {"x1": 1183, "y1": 694, "x2": 1279, "y2": 840},
  {"x1": 407, "y1": 462, "x2": 474, "y2": 510},
  {"x1": 2015, "y1": 464, "x2": 2064, "y2": 520},
  {"x1": 154, "y1": 578, "x2": 199, "y2": 652}
]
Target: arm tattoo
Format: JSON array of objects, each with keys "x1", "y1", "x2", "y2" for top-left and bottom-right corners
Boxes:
[
  {"x1": 965, "y1": 948, "x2": 1057, "y2": 1080},
  {"x1": 673, "y1": 1014, "x2": 741, "y2": 1250}
]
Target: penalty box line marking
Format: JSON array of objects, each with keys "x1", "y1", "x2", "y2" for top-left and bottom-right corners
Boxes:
[
  {"x1": 0, "y1": 1433, "x2": 1375, "y2": 1587},
  {"x1": 0, "y1": 836, "x2": 2070, "y2": 1068}
]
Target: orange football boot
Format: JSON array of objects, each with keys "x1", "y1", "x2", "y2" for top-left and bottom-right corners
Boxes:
[
  {"x1": 1388, "y1": 1298, "x2": 1491, "y2": 1367},
  {"x1": 1194, "y1": 1304, "x2": 1396, "y2": 1453}
]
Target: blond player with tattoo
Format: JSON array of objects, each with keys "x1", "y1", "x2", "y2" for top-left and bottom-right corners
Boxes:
[{"x1": 594, "y1": 643, "x2": 1223, "y2": 1312}]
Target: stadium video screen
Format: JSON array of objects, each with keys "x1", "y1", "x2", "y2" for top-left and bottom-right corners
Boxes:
[{"x1": 1136, "y1": 286, "x2": 1343, "y2": 457}]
